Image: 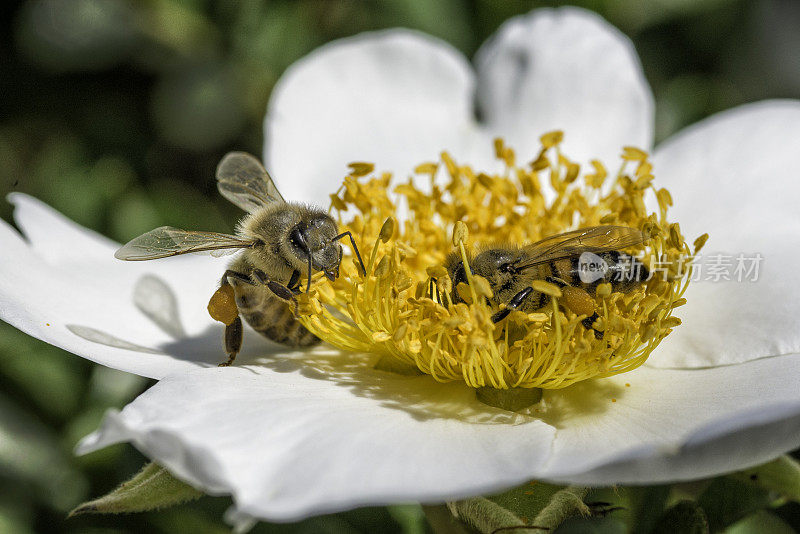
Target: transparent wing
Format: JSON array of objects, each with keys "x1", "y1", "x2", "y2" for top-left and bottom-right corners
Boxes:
[
  {"x1": 516, "y1": 225, "x2": 646, "y2": 271},
  {"x1": 216, "y1": 151, "x2": 285, "y2": 213},
  {"x1": 115, "y1": 227, "x2": 257, "y2": 261}
]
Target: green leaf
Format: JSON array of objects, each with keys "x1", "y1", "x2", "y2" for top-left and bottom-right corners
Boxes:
[
  {"x1": 423, "y1": 504, "x2": 472, "y2": 534},
  {"x1": 724, "y1": 510, "x2": 796, "y2": 534},
  {"x1": 554, "y1": 516, "x2": 627, "y2": 534},
  {"x1": 619, "y1": 486, "x2": 670, "y2": 534},
  {"x1": 0, "y1": 324, "x2": 84, "y2": 419},
  {"x1": 697, "y1": 477, "x2": 772, "y2": 532},
  {"x1": 652, "y1": 500, "x2": 709, "y2": 534},
  {"x1": 585, "y1": 485, "x2": 669, "y2": 534},
  {"x1": 730, "y1": 456, "x2": 800, "y2": 503},
  {"x1": 387, "y1": 504, "x2": 427, "y2": 534},
  {"x1": 0, "y1": 494, "x2": 35, "y2": 534},
  {"x1": 69, "y1": 462, "x2": 204, "y2": 516},
  {"x1": 0, "y1": 392, "x2": 87, "y2": 512}
]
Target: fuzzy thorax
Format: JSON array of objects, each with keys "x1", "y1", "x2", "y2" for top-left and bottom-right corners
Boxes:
[{"x1": 296, "y1": 134, "x2": 701, "y2": 390}]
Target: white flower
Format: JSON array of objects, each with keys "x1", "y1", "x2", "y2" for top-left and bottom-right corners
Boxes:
[{"x1": 2, "y1": 6, "x2": 800, "y2": 524}]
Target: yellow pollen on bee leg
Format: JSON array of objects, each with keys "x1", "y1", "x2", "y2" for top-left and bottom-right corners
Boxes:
[
  {"x1": 296, "y1": 137, "x2": 696, "y2": 390},
  {"x1": 561, "y1": 286, "x2": 596, "y2": 317},
  {"x1": 208, "y1": 285, "x2": 238, "y2": 326}
]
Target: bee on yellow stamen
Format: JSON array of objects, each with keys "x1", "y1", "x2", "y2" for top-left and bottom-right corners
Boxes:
[{"x1": 298, "y1": 132, "x2": 696, "y2": 391}]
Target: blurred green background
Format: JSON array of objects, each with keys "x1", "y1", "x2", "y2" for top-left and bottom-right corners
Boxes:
[{"x1": 1, "y1": 0, "x2": 799, "y2": 532}]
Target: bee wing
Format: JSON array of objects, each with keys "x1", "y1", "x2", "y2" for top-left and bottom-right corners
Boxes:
[
  {"x1": 216, "y1": 152, "x2": 286, "y2": 213},
  {"x1": 515, "y1": 225, "x2": 646, "y2": 271},
  {"x1": 115, "y1": 227, "x2": 257, "y2": 261}
]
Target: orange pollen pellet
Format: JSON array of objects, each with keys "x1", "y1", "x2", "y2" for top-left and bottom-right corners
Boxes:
[
  {"x1": 207, "y1": 284, "x2": 239, "y2": 326},
  {"x1": 561, "y1": 286, "x2": 596, "y2": 317}
]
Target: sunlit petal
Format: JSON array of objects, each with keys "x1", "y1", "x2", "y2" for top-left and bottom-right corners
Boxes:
[
  {"x1": 78, "y1": 353, "x2": 556, "y2": 521},
  {"x1": 651, "y1": 101, "x2": 800, "y2": 367},
  {"x1": 0, "y1": 194, "x2": 273, "y2": 378},
  {"x1": 264, "y1": 30, "x2": 484, "y2": 207},
  {"x1": 542, "y1": 354, "x2": 800, "y2": 482},
  {"x1": 475, "y1": 7, "x2": 654, "y2": 166}
]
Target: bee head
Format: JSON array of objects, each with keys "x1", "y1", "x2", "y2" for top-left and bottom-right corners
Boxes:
[
  {"x1": 288, "y1": 214, "x2": 342, "y2": 281},
  {"x1": 471, "y1": 248, "x2": 521, "y2": 298},
  {"x1": 444, "y1": 251, "x2": 471, "y2": 304}
]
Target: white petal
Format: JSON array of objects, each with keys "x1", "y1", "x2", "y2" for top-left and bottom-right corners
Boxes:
[
  {"x1": 542, "y1": 354, "x2": 800, "y2": 484},
  {"x1": 475, "y1": 7, "x2": 654, "y2": 165},
  {"x1": 78, "y1": 351, "x2": 800, "y2": 521},
  {"x1": 651, "y1": 101, "x2": 800, "y2": 367},
  {"x1": 78, "y1": 351, "x2": 556, "y2": 522},
  {"x1": 0, "y1": 195, "x2": 274, "y2": 378},
  {"x1": 264, "y1": 30, "x2": 485, "y2": 207}
]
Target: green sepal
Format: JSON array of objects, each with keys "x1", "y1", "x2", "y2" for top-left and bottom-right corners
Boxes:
[
  {"x1": 489, "y1": 481, "x2": 568, "y2": 521},
  {"x1": 651, "y1": 500, "x2": 709, "y2": 534},
  {"x1": 68, "y1": 462, "x2": 203, "y2": 516},
  {"x1": 730, "y1": 455, "x2": 800, "y2": 503},
  {"x1": 447, "y1": 496, "x2": 530, "y2": 533},
  {"x1": 442, "y1": 483, "x2": 593, "y2": 533}
]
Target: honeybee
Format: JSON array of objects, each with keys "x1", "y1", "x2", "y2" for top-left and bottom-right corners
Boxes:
[
  {"x1": 115, "y1": 152, "x2": 365, "y2": 365},
  {"x1": 443, "y1": 226, "x2": 649, "y2": 337}
]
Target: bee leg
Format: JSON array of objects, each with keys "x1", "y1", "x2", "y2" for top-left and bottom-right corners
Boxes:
[
  {"x1": 492, "y1": 286, "x2": 534, "y2": 323},
  {"x1": 219, "y1": 316, "x2": 243, "y2": 367},
  {"x1": 545, "y1": 276, "x2": 568, "y2": 288},
  {"x1": 222, "y1": 269, "x2": 255, "y2": 286},
  {"x1": 213, "y1": 272, "x2": 246, "y2": 366},
  {"x1": 427, "y1": 277, "x2": 443, "y2": 305},
  {"x1": 251, "y1": 269, "x2": 301, "y2": 318},
  {"x1": 251, "y1": 269, "x2": 295, "y2": 301},
  {"x1": 287, "y1": 269, "x2": 302, "y2": 294},
  {"x1": 582, "y1": 313, "x2": 604, "y2": 339}
]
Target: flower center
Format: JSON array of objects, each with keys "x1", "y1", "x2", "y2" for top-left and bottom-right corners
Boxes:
[{"x1": 297, "y1": 132, "x2": 700, "y2": 390}]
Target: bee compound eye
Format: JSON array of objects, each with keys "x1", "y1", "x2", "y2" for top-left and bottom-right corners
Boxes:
[{"x1": 289, "y1": 225, "x2": 309, "y2": 253}]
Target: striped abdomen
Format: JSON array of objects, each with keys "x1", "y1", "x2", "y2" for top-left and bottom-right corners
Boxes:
[
  {"x1": 514, "y1": 252, "x2": 649, "y2": 313},
  {"x1": 232, "y1": 282, "x2": 319, "y2": 347},
  {"x1": 551, "y1": 251, "x2": 649, "y2": 293}
]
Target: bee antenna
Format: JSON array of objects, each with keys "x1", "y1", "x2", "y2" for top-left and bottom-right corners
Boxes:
[{"x1": 332, "y1": 231, "x2": 367, "y2": 277}]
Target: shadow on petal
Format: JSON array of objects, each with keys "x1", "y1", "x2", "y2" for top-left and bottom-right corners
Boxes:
[
  {"x1": 249, "y1": 348, "x2": 536, "y2": 426},
  {"x1": 75, "y1": 273, "x2": 597, "y2": 428},
  {"x1": 133, "y1": 274, "x2": 186, "y2": 339},
  {"x1": 540, "y1": 379, "x2": 627, "y2": 427},
  {"x1": 66, "y1": 324, "x2": 165, "y2": 355}
]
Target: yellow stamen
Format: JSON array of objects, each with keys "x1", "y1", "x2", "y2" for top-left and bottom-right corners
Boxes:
[
  {"x1": 347, "y1": 162, "x2": 375, "y2": 177},
  {"x1": 299, "y1": 133, "x2": 696, "y2": 390}
]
